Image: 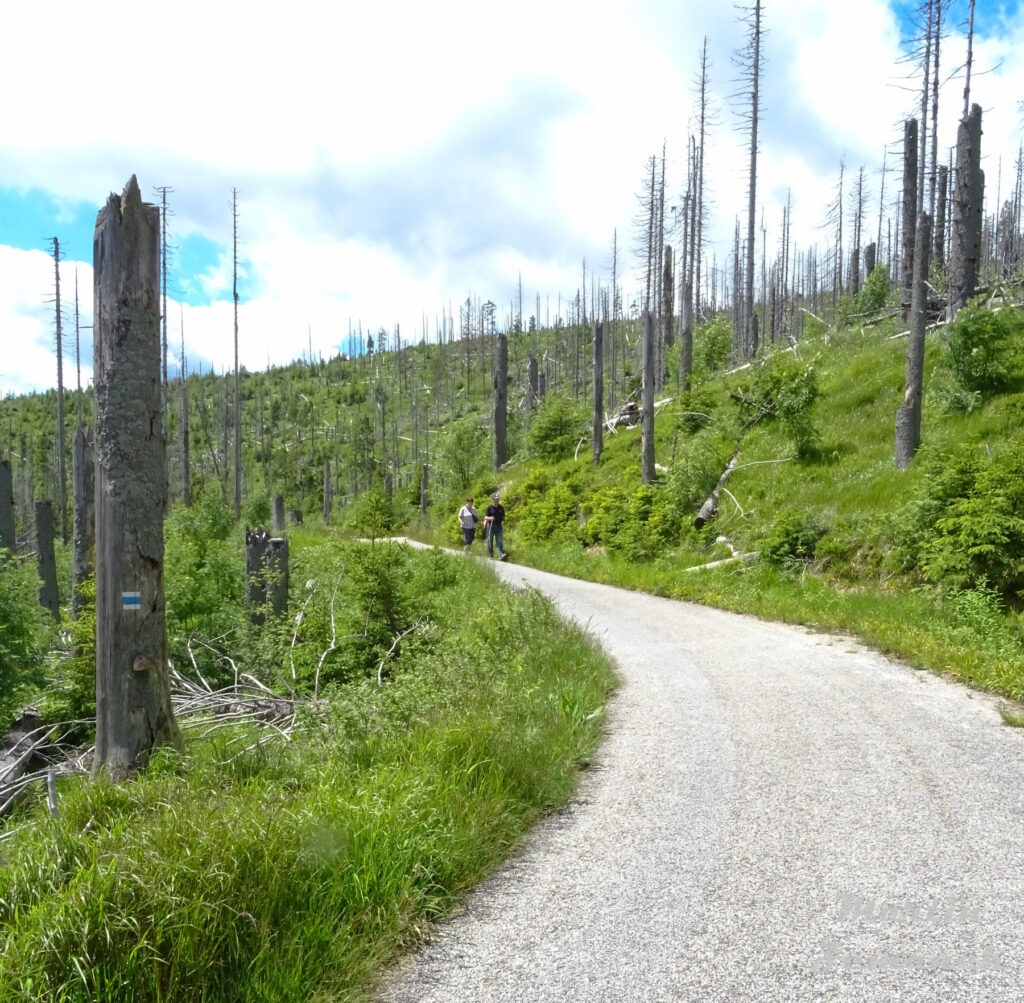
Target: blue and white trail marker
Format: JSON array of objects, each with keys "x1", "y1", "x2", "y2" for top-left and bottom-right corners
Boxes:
[{"x1": 121, "y1": 591, "x2": 141, "y2": 611}]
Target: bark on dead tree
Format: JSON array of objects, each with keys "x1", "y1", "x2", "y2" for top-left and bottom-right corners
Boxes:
[
  {"x1": 895, "y1": 212, "x2": 932, "y2": 469},
  {"x1": 71, "y1": 425, "x2": 95, "y2": 621},
  {"x1": 493, "y1": 331, "x2": 508, "y2": 469},
  {"x1": 419, "y1": 462, "x2": 428, "y2": 515},
  {"x1": 245, "y1": 528, "x2": 289, "y2": 623},
  {"x1": 273, "y1": 493, "x2": 285, "y2": 535},
  {"x1": 660, "y1": 245, "x2": 675, "y2": 391},
  {"x1": 641, "y1": 311, "x2": 656, "y2": 484},
  {"x1": 0, "y1": 458, "x2": 14, "y2": 553},
  {"x1": 322, "y1": 460, "x2": 332, "y2": 525},
  {"x1": 35, "y1": 500, "x2": 59, "y2": 621},
  {"x1": 934, "y1": 163, "x2": 948, "y2": 267},
  {"x1": 527, "y1": 353, "x2": 539, "y2": 410},
  {"x1": 901, "y1": 119, "x2": 919, "y2": 321},
  {"x1": 592, "y1": 321, "x2": 604, "y2": 465},
  {"x1": 948, "y1": 104, "x2": 984, "y2": 320},
  {"x1": 694, "y1": 451, "x2": 740, "y2": 529},
  {"x1": 92, "y1": 176, "x2": 182, "y2": 780},
  {"x1": 864, "y1": 242, "x2": 877, "y2": 278}
]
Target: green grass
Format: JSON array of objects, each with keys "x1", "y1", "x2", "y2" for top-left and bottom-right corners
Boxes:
[{"x1": 0, "y1": 551, "x2": 616, "y2": 1002}]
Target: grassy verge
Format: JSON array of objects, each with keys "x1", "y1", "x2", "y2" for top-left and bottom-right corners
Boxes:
[{"x1": 0, "y1": 549, "x2": 616, "y2": 1002}]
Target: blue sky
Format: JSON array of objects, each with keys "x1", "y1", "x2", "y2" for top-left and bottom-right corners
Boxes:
[{"x1": 1, "y1": 0, "x2": 1022, "y2": 395}]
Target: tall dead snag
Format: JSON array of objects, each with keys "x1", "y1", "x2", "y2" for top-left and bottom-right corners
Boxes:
[
  {"x1": 641, "y1": 311, "x2": 655, "y2": 484},
  {"x1": 92, "y1": 176, "x2": 182, "y2": 780},
  {"x1": 527, "y1": 352, "x2": 539, "y2": 410},
  {"x1": 933, "y1": 163, "x2": 948, "y2": 267},
  {"x1": 493, "y1": 331, "x2": 508, "y2": 469},
  {"x1": 592, "y1": 321, "x2": 604, "y2": 464},
  {"x1": 35, "y1": 500, "x2": 59, "y2": 621},
  {"x1": 419, "y1": 462, "x2": 428, "y2": 515},
  {"x1": 660, "y1": 245, "x2": 674, "y2": 390},
  {"x1": 901, "y1": 119, "x2": 919, "y2": 320},
  {"x1": 179, "y1": 315, "x2": 192, "y2": 506},
  {"x1": 232, "y1": 188, "x2": 242, "y2": 522},
  {"x1": 895, "y1": 212, "x2": 932, "y2": 469},
  {"x1": 737, "y1": 0, "x2": 763, "y2": 359},
  {"x1": 948, "y1": 104, "x2": 984, "y2": 320},
  {"x1": 50, "y1": 238, "x2": 69, "y2": 544},
  {"x1": 0, "y1": 458, "x2": 14, "y2": 553},
  {"x1": 71, "y1": 425, "x2": 95, "y2": 621}
]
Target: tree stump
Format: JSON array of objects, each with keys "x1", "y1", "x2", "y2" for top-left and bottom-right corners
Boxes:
[{"x1": 273, "y1": 494, "x2": 286, "y2": 535}]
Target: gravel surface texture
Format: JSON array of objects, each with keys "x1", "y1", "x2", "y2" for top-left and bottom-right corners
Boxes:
[{"x1": 376, "y1": 554, "x2": 1024, "y2": 1002}]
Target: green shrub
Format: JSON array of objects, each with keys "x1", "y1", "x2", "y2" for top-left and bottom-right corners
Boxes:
[
  {"x1": 856, "y1": 263, "x2": 891, "y2": 312},
  {"x1": 892, "y1": 436, "x2": 1024, "y2": 595},
  {"x1": 0, "y1": 552, "x2": 52, "y2": 727},
  {"x1": 741, "y1": 353, "x2": 820, "y2": 457},
  {"x1": 516, "y1": 480, "x2": 579, "y2": 545},
  {"x1": 759, "y1": 510, "x2": 829, "y2": 568},
  {"x1": 529, "y1": 396, "x2": 588, "y2": 461},
  {"x1": 948, "y1": 301, "x2": 1024, "y2": 394},
  {"x1": 694, "y1": 316, "x2": 733, "y2": 375}
]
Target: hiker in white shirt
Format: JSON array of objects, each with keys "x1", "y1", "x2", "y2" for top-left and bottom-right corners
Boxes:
[{"x1": 458, "y1": 497, "x2": 479, "y2": 547}]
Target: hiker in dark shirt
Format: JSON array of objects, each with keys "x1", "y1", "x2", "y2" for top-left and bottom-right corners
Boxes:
[{"x1": 484, "y1": 492, "x2": 507, "y2": 560}]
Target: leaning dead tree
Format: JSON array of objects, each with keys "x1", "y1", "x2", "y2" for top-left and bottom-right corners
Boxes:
[{"x1": 92, "y1": 176, "x2": 182, "y2": 780}]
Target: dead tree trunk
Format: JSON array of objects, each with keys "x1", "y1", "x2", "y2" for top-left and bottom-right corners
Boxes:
[
  {"x1": 493, "y1": 331, "x2": 508, "y2": 469},
  {"x1": 0, "y1": 458, "x2": 14, "y2": 553},
  {"x1": 92, "y1": 176, "x2": 182, "y2": 780},
  {"x1": 419, "y1": 462, "x2": 428, "y2": 516},
  {"x1": 694, "y1": 451, "x2": 740, "y2": 529},
  {"x1": 934, "y1": 163, "x2": 948, "y2": 267},
  {"x1": 641, "y1": 311, "x2": 656, "y2": 484},
  {"x1": 71, "y1": 425, "x2": 95, "y2": 621},
  {"x1": 895, "y1": 212, "x2": 932, "y2": 469},
  {"x1": 527, "y1": 352, "x2": 539, "y2": 410},
  {"x1": 948, "y1": 104, "x2": 984, "y2": 320},
  {"x1": 864, "y1": 242, "x2": 877, "y2": 278},
  {"x1": 901, "y1": 119, "x2": 919, "y2": 321},
  {"x1": 322, "y1": 460, "x2": 332, "y2": 525},
  {"x1": 272, "y1": 493, "x2": 285, "y2": 535},
  {"x1": 660, "y1": 245, "x2": 674, "y2": 391},
  {"x1": 592, "y1": 321, "x2": 604, "y2": 465},
  {"x1": 35, "y1": 500, "x2": 59, "y2": 621}
]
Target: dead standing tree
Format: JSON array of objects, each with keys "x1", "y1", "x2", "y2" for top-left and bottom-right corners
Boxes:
[
  {"x1": 641, "y1": 311, "x2": 656, "y2": 484},
  {"x1": 948, "y1": 104, "x2": 984, "y2": 319},
  {"x1": 493, "y1": 331, "x2": 508, "y2": 469},
  {"x1": 0, "y1": 458, "x2": 14, "y2": 553},
  {"x1": 92, "y1": 176, "x2": 182, "y2": 780},
  {"x1": 592, "y1": 321, "x2": 604, "y2": 464}
]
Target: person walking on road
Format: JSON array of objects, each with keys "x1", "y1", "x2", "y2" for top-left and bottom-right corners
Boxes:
[
  {"x1": 458, "y1": 497, "x2": 479, "y2": 549},
  {"x1": 484, "y1": 492, "x2": 507, "y2": 560}
]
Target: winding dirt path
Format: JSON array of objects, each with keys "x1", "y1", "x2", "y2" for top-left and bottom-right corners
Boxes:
[{"x1": 377, "y1": 554, "x2": 1024, "y2": 1002}]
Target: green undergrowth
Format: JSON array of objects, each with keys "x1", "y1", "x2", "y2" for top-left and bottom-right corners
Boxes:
[
  {"x1": 410, "y1": 304, "x2": 1024, "y2": 706},
  {"x1": 0, "y1": 546, "x2": 616, "y2": 1002}
]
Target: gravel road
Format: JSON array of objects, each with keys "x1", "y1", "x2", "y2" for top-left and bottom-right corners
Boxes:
[{"x1": 376, "y1": 556, "x2": 1024, "y2": 1002}]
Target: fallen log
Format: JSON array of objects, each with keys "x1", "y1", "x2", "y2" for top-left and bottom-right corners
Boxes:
[{"x1": 694, "y1": 450, "x2": 740, "y2": 529}]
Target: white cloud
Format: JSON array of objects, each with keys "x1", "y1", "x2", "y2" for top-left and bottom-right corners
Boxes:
[{"x1": 2, "y1": 1, "x2": 1023, "y2": 392}]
